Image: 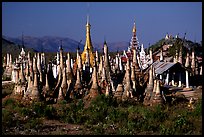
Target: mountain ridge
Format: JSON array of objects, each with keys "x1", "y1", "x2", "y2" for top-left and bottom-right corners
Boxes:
[{"x1": 3, "y1": 35, "x2": 129, "y2": 52}]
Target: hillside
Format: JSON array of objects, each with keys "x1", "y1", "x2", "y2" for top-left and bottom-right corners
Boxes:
[
  {"x1": 2, "y1": 37, "x2": 36, "y2": 61},
  {"x1": 147, "y1": 37, "x2": 202, "y2": 58}
]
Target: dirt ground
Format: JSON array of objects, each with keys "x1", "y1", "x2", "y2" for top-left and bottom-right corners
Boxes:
[{"x1": 39, "y1": 119, "x2": 89, "y2": 135}]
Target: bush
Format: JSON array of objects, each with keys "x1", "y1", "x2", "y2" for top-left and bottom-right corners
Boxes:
[
  {"x1": 44, "y1": 105, "x2": 58, "y2": 119},
  {"x1": 112, "y1": 107, "x2": 128, "y2": 123},
  {"x1": 126, "y1": 121, "x2": 137, "y2": 134},
  {"x1": 152, "y1": 105, "x2": 168, "y2": 122},
  {"x1": 117, "y1": 126, "x2": 130, "y2": 135},
  {"x1": 32, "y1": 102, "x2": 47, "y2": 117},
  {"x1": 192, "y1": 99, "x2": 202, "y2": 117},
  {"x1": 2, "y1": 83, "x2": 14, "y2": 97},
  {"x1": 174, "y1": 115, "x2": 187, "y2": 129},
  {"x1": 24, "y1": 118, "x2": 43, "y2": 129},
  {"x1": 3, "y1": 98, "x2": 16, "y2": 107},
  {"x1": 20, "y1": 107, "x2": 32, "y2": 116},
  {"x1": 92, "y1": 122, "x2": 105, "y2": 135},
  {"x1": 84, "y1": 95, "x2": 115, "y2": 125},
  {"x1": 2, "y1": 75, "x2": 11, "y2": 81},
  {"x1": 1, "y1": 94, "x2": 202, "y2": 135},
  {"x1": 160, "y1": 124, "x2": 175, "y2": 135},
  {"x1": 2, "y1": 109, "x2": 15, "y2": 131},
  {"x1": 58, "y1": 99, "x2": 86, "y2": 124},
  {"x1": 173, "y1": 115, "x2": 194, "y2": 135},
  {"x1": 73, "y1": 100, "x2": 87, "y2": 124},
  {"x1": 58, "y1": 100, "x2": 67, "y2": 105}
]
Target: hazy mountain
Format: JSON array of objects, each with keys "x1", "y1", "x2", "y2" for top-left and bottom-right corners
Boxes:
[
  {"x1": 3, "y1": 35, "x2": 129, "y2": 52},
  {"x1": 93, "y1": 41, "x2": 129, "y2": 52},
  {"x1": 3, "y1": 35, "x2": 84, "y2": 53},
  {"x1": 2, "y1": 37, "x2": 36, "y2": 60}
]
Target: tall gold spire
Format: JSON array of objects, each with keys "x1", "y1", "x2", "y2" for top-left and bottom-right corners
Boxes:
[
  {"x1": 132, "y1": 20, "x2": 136, "y2": 33},
  {"x1": 85, "y1": 14, "x2": 92, "y2": 51},
  {"x1": 87, "y1": 14, "x2": 89, "y2": 25},
  {"x1": 81, "y1": 14, "x2": 95, "y2": 67}
]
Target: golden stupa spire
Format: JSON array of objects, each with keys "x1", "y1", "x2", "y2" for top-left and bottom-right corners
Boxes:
[
  {"x1": 87, "y1": 14, "x2": 89, "y2": 25},
  {"x1": 84, "y1": 14, "x2": 93, "y2": 51},
  {"x1": 81, "y1": 14, "x2": 95, "y2": 67},
  {"x1": 132, "y1": 20, "x2": 136, "y2": 33}
]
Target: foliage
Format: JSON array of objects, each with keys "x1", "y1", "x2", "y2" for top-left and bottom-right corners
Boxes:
[
  {"x1": 2, "y1": 95, "x2": 202, "y2": 135},
  {"x1": 24, "y1": 118, "x2": 43, "y2": 130},
  {"x1": 2, "y1": 83, "x2": 15, "y2": 98},
  {"x1": 191, "y1": 99, "x2": 202, "y2": 117},
  {"x1": 148, "y1": 37, "x2": 202, "y2": 60},
  {"x1": 2, "y1": 75, "x2": 12, "y2": 81},
  {"x1": 148, "y1": 38, "x2": 165, "y2": 53},
  {"x1": 3, "y1": 98, "x2": 16, "y2": 107},
  {"x1": 44, "y1": 105, "x2": 57, "y2": 119},
  {"x1": 2, "y1": 109, "x2": 15, "y2": 132}
]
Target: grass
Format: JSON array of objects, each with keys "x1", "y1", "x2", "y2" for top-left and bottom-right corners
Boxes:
[
  {"x1": 2, "y1": 83, "x2": 15, "y2": 98},
  {"x1": 2, "y1": 94, "x2": 202, "y2": 135},
  {"x1": 2, "y1": 75, "x2": 11, "y2": 81}
]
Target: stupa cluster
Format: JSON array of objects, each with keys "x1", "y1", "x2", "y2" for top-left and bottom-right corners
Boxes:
[{"x1": 2, "y1": 17, "x2": 202, "y2": 106}]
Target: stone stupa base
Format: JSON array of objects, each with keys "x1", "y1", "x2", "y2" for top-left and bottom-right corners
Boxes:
[
  {"x1": 151, "y1": 95, "x2": 164, "y2": 105},
  {"x1": 143, "y1": 92, "x2": 152, "y2": 106},
  {"x1": 57, "y1": 96, "x2": 65, "y2": 102},
  {"x1": 84, "y1": 88, "x2": 100, "y2": 102},
  {"x1": 12, "y1": 93, "x2": 23, "y2": 100},
  {"x1": 31, "y1": 96, "x2": 41, "y2": 102},
  {"x1": 182, "y1": 87, "x2": 193, "y2": 91},
  {"x1": 143, "y1": 99, "x2": 151, "y2": 106}
]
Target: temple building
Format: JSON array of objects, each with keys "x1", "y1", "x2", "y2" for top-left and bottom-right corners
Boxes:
[
  {"x1": 81, "y1": 15, "x2": 95, "y2": 67},
  {"x1": 120, "y1": 21, "x2": 148, "y2": 70},
  {"x1": 130, "y1": 21, "x2": 140, "y2": 52}
]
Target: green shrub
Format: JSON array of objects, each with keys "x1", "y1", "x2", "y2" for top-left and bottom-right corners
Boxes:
[
  {"x1": 44, "y1": 105, "x2": 57, "y2": 119},
  {"x1": 32, "y1": 102, "x2": 47, "y2": 117},
  {"x1": 24, "y1": 118, "x2": 43, "y2": 129},
  {"x1": 2, "y1": 88, "x2": 14, "y2": 97},
  {"x1": 137, "y1": 105, "x2": 152, "y2": 120},
  {"x1": 192, "y1": 99, "x2": 202, "y2": 117},
  {"x1": 82, "y1": 95, "x2": 119, "y2": 126},
  {"x1": 2, "y1": 75, "x2": 11, "y2": 81},
  {"x1": 58, "y1": 100, "x2": 86, "y2": 124},
  {"x1": 58, "y1": 100, "x2": 67, "y2": 105},
  {"x1": 91, "y1": 94, "x2": 118, "y2": 108},
  {"x1": 174, "y1": 116, "x2": 187, "y2": 129},
  {"x1": 3, "y1": 98, "x2": 16, "y2": 107},
  {"x1": 57, "y1": 104, "x2": 68, "y2": 122},
  {"x1": 2, "y1": 109, "x2": 15, "y2": 129},
  {"x1": 173, "y1": 115, "x2": 194, "y2": 135},
  {"x1": 113, "y1": 108, "x2": 128, "y2": 123},
  {"x1": 92, "y1": 122, "x2": 105, "y2": 135},
  {"x1": 126, "y1": 120, "x2": 137, "y2": 134},
  {"x1": 73, "y1": 100, "x2": 87, "y2": 124},
  {"x1": 84, "y1": 95, "x2": 113, "y2": 124},
  {"x1": 106, "y1": 107, "x2": 118, "y2": 123},
  {"x1": 1, "y1": 94, "x2": 202, "y2": 135},
  {"x1": 20, "y1": 107, "x2": 32, "y2": 116},
  {"x1": 152, "y1": 105, "x2": 168, "y2": 122},
  {"x1": 160, "y1": 124, "x2": 175, "y2": 135},
  {"x1": 117, "y1": 126, "x2": 130, "y2": 135}
]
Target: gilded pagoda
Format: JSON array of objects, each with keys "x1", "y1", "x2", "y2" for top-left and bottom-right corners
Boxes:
[{"x1": 81, "y1": 15, "x2": 95, "y2": 67}]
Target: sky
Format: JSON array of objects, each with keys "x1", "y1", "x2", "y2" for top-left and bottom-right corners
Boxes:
[{"x1": 2, "y1": 2, "x2": 202, "y2": 49}]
